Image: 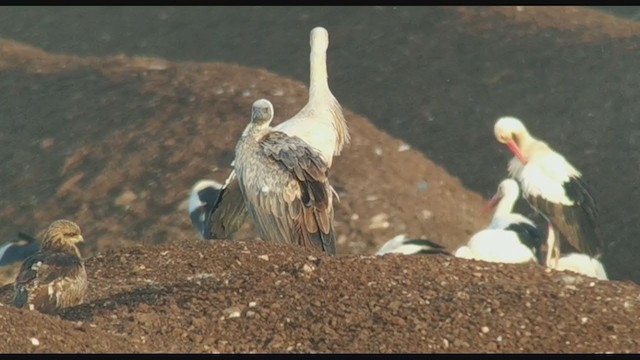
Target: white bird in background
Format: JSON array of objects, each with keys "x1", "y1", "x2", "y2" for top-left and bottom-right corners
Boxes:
[
  {"x1": 188, "y1": 179, "x2": 248, "y2": 239},
  {"x1": 493, "y1": 116, "x2": 602, "y2": 267},
  {"x1": 552, "y1": 253, "x2": 608, "y2": 280},
  {"x1": 376, "y1": 234, "x2": 452, "y2": 256},
  {"x1": 544, "y1": 227, "x2": 608, "y2": 280},
  {"x1": 0, "y1": 232, "x2": 40, "y2": 267},
  {"x1": 0, "y1": 232, "x2": 40, "y2": 286},
  {"x1": 454, "y1": 179, "x2": 546, "y2": 264},
  {"x1": 233, "y1": 99, "x2": 337, "y2": 254},
  {"x1": 201, "y1": 26, "x2": 350, "y2": 240}
]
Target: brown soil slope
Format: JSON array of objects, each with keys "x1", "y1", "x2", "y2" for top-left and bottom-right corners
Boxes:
[{"x1": 1, "y1": 239, "x2": 639, "y2": 353}]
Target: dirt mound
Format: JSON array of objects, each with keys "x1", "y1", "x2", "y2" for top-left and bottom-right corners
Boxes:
[
  {"x1": 1, "y1": 239, "x2": 639, "y2": 353},
  {"x1": 0, "y1": 37, "x2": 486, "y2": 265}
]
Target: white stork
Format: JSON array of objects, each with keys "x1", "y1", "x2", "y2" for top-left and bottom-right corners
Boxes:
[
  {"x1": 0, "y1": 232, "x2": 39, "y2": 267},
  {"x1": 454, "y1": 179, "x2": 546, "y2": 264},
  {"x1": 376, "y1": 234, "x2": 452, "y2": 256},
  {"x1": 493, "y1": 116, "x2": 602, "y2": 265},
  {"x1": 201, "y1": 26, "x2": 349, "y2": 240}
]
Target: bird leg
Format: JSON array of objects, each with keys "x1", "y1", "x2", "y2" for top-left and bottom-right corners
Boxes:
[{"x1": 545, "y1": 223, "x2": 560, "y2": 268}]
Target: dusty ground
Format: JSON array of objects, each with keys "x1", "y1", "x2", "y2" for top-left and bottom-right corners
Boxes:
[{"x1": 0, "y1": 6, "x2": 639, "y2": 354}]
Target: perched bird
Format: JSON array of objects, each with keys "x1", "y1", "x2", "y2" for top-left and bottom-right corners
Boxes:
[
  {"x1": 13, "y1": 220, "x2": 88, "y2": 313},
  {"x1": 0, "y1": 232, "x2": 40, "y2": 286},
  {"x1": 376, "y1": 234, "x2": 452, "y2": 256},
  {"x1": 494, "y1": 116, "x2": 602, "y2": 265},
  {"x1": 203, "y1": 26, "x2": 349, "y2": 240},
  {"x1": 188, "y1": 179, "x2": 248, "y2": 239},
  {"x1": 454, "y1": 179, "x2": 546, "y2": 264},
  {"x1": 234, "y1": 98, "x2": 336, "y2": 254}
]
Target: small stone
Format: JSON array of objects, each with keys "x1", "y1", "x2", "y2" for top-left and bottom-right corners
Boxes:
[
  {"x1": 417, "y1": 181, "x2": 429, "y2": 192},
  {"x1": 249, "y1": 301, "x2": 257, "y2": 307},
  {"x1": 580, "y1": 317, "x2": 588, "y2": 324},
  {"x1": 223, "y1": 306, "x2": 242, "y2": 318},
  {"x1": 302, "y1": 263, "x2": 315, "y2": 272},
  {"x1": 115, "y1": 190, "x2": 137, "y2": 207},
  {"x1": 258, "y1": 255, "x2": 269, "y2": 261},
  {"x1": 374, "y1": 147, "x2": 383, "y2": 156},
  {"x1": 481, "y1": 326, "x2": 490, "y2": 334},
  {"x1": 30, "y1": 337, "x2": 40, "y2": 346},
  {"x1": 40, "y1": 138, "x2": 54, "y2": 150},
  {"x1": 398, "y1": 143, "x2": 411, "y2": 152},
  {"x1": 369, "y1": 213, "x2": 390, "y2": 230}
]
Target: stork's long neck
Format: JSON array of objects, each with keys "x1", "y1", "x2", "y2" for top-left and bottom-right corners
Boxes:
[
  {"x1": 493, "y1": 191, "x2": 518, "y2": 219},
  {"x1": 516, "y1": 131, "x2": 537, "y2": 156},
  {"x1": 308, "y1": 48, "x2": 331, "y2": 105}
]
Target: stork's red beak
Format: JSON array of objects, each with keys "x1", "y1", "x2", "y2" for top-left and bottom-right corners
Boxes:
[
  {"x1": 482, "y1": 193, "x2": 501, "y2": 215},
  {"x1": 506, "y1": 139, "x2": 528, "y2": 164}
]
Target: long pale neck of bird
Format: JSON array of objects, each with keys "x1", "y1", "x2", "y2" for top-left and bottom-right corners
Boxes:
[
  {"x1": 516, "y1": 131, "x2": 537, "y2": 154},
  {"x1": 493, "y1": 191, "x2": 518, "y2": 219},
  {"x1": 308, "y1": 49, "x2": 330, "y2": 105}
]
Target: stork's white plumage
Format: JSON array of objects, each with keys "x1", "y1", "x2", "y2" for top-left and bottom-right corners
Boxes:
[
  {"x1": 273, "y1": 26, "x2": 349, "y2": 166},
  {"x1": 201, "y1": 26, "x2": 349, "y2": 240},
  {"x1": 550, "y1": 253, "x2": 608, "y2": 280},
  {"x1": 376, "y1": 234, "x2": 451, "y2": 256},
  {"x1": 188, "y1": 179, "x2": 223, "y2": 239},
  {"x1": 494, "y1": 116, "x2": 602, "y2": 260},
  {"x1": 454, "y1": 179, "x2": 545, "y2": 264},
  {"x1": 543, "y1": 223, "x2": 608, "y2": 280}
]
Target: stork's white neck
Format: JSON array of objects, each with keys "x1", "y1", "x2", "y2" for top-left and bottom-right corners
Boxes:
[
  {"x1": 309, "y1": 49, "x2": 330, "y2": 104},
  {"x1": 493, "y1": 190, "x2": 518, "y2": 219}
]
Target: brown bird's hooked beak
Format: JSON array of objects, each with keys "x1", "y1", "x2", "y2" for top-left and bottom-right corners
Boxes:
[{"x1": 506, "y1": 139, "x2": 528, "y2": 165}]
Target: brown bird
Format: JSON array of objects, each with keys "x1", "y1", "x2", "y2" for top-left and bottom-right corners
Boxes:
[
  {"x1": 234, "y1": 98, "x2": 336, "y2": 254},
  {"x1": 202, "y1": 26, "x2": 349, "y2": 240},
  {"x1": 13, "y1": 219, "x2": 88, "y2": 313}
]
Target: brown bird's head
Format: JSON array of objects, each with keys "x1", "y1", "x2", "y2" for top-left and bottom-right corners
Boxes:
[
  {"x1": 250, "y1": 98, "x2": 274, "y2": 128},
  {"x1": 41, "y1": 220, "x2": 84, "y2": 253}
]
